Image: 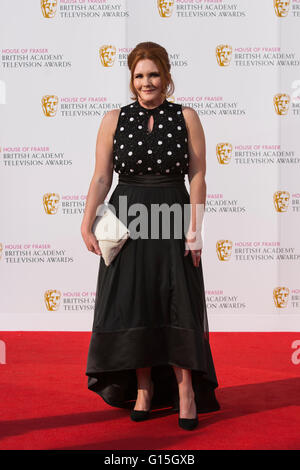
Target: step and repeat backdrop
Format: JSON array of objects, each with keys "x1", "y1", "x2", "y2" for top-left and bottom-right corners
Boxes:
[{"x1": 0, "y1": 0, "x2": 299, "y2": 331}]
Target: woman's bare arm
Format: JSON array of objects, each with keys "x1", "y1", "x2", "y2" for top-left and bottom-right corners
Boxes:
[
  {"x1": 81, "y1": 109, "x2": 120, "y2": 254},
  {"x1": 182, "y1": 105, "x2": 207, "y2": 266}
]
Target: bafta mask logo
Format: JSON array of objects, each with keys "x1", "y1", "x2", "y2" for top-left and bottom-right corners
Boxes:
[
  {"x1": 216, "y1": 143, "x2": 233, "y2": 165},
  {"x1": 41, "y1": 0, "x2": 57, "y2": 18},
  {"x1": 273, "y1": 93, "x2": 290, "y2": 115},
  {"x1": 216, "y1": 45, "x2": 232, "y2": 67},
  {"x1": 273, "y1": 191, "x2": 290, "y2": 212},
  {"x1": 273, "y1": 0, "x2": 290, "y2": 17},
  {"x1": 0, "y1": 243, "x2": 2, "y2": 261},
  {"x1": 41, "y1": 95, "x2": 59, "y2": 117},
  {"x1": 157, "y1": 0, "x2": 174, "y2": 17},
  {"x1": 43, "y1": 193, "x2": 60, "y2": 214},
  {"x1": 99, "y1": 45, "x2": 116, "y2": 67},
  {"x1": 273, "y1": 287, "x2": 289, "y2": 308},
  {"x1": 216, "y1": 240, "x2": 233, "y2": 261},
  {"x1": 44, "y1": 289, "x2": 61, "y2": 311}
]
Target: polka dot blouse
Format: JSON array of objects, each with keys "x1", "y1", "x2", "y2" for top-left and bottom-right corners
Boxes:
[{"x1": 112, "y1": 98, "x2": 189, "y2": 175}]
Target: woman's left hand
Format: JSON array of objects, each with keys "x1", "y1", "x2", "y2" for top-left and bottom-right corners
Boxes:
[{"x1": 184, "y1": 232, "x2": 203, "y2": 267}]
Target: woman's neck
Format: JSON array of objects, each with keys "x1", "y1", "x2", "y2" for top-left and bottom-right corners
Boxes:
[{"x1": 137, "y1": 96, "x2": 166, "y2": 110}]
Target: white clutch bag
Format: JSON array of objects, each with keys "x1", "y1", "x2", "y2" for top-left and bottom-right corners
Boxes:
[{"x1": 92, "y1": 203, "x2": 130, "y2": 267}]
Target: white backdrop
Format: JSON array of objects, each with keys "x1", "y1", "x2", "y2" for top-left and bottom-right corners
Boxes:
[{"x1": 0, "y1": 0, "x2": 299, "y2": 331}]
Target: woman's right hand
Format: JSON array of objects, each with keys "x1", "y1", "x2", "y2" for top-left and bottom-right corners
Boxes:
[{"x1": 81, "y1": 228, "x2": 102, "y2": 256}]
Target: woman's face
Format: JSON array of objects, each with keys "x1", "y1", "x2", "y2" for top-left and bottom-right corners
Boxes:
[{"x1": 133, "y1": 59, "x2": 164, "y2": 104}]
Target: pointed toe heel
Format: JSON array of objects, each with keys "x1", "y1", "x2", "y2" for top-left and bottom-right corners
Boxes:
[
  {"x1": 130, "y1": 409, "x2": 150, "y2": 422},
  {"x1": 178, "y1": 415, "x2": 199, "y2": 431},
  {"x1": 130, "y1": 381, "x2": 154, "y2": 422}
]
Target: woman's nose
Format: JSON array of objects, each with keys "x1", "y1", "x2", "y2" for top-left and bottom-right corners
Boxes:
[{"x1": 142, "y1": 77, "x2": 151, "y2": 86}]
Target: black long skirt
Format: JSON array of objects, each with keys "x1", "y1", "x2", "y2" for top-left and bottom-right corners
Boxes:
[{"x1": 86, "y1": 174, "x2": 220, "y2": 413}]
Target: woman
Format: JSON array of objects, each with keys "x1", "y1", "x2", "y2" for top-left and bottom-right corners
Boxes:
[{"x1": 81, "y1": 42, "x2": 220, "y2": 431}]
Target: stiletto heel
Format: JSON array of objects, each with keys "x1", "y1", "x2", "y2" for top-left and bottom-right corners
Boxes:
[{"x1": 130, "y1": 381, "x2": 154, "y2": 422}]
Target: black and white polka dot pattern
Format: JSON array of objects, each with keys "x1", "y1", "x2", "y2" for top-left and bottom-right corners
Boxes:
[{"x1": 113, "y1": 98, "x2": 190, "y2": 175}]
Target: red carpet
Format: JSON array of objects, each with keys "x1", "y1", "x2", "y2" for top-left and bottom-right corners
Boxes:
[{"x1": 0, "y1": 332, "x2": 299, "y2": 450}]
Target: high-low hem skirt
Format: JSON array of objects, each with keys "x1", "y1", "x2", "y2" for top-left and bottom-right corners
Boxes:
[{"x1": 86, "y1": 174, "x2": 221, "y2": 414}]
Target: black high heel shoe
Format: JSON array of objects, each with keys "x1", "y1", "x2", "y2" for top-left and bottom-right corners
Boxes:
[
  {"x1": 130, "y1": 382, "x2": 154, "y2": 422},
  {"x1": 178, "y1": 414, "x2": 199, "y2": 431},
  {"x1": 178, "y1": 398, "x2": 199, "y2": 430}
]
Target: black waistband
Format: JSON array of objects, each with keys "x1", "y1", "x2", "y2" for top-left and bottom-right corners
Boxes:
[{"x1": 118, "y1": 174, "x2": 185, "y2": 187}]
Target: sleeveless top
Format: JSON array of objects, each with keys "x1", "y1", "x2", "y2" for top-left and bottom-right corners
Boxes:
[{"x1": 112, "y1": 98, "x2": 190, "y2": 175}]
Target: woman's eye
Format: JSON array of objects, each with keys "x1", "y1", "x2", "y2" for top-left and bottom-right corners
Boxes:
[{"x1": 135, "y1": 73, "x2": 160, "y2": 78}]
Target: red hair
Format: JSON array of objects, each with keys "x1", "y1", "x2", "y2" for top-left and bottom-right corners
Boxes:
[{"x1": 127, "y1": 42, "x2": 175, "y2": 101}]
